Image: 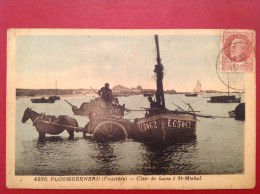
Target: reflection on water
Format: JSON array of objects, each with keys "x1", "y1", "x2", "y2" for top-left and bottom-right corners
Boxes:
[
  {"x1": 15, "y1": 95, "x2": 244, "y2": 175},
  {"x1": 141, "y1": 140, "x2": 198, "y2": 175},
  {"x1": 95, "y1": 142, "x2": 118, "y2": 175}
]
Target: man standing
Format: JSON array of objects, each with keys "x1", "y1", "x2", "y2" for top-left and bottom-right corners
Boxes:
[{"x1": 98, "y1": 83, "x2": 112, "y2": 103}]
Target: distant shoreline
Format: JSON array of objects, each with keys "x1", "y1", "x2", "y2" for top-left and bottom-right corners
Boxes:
[{"x1": 16, "y1": 91, "x2": 242, "y2": 99}]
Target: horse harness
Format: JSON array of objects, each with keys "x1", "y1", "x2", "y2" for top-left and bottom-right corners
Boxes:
[{"x1": 32, "y1": 114, "x2": 60, "y2": 127}]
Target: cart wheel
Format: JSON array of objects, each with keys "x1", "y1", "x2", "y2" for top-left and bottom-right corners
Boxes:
[{"x1": 93, "y1": 121, "x2": 128, "y2": 141}]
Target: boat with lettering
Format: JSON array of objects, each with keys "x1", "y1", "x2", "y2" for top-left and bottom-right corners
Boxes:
[{"x1": 133, "y1": 35, "x2": 197, "y2": 144}]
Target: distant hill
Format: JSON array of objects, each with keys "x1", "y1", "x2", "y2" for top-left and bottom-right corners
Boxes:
[
  {"x1": 16, "y1": 88, "x2": 94, "y2": 96},
  {"x1": 113, "y1": 85, "x2": 133, "y2": 92}
]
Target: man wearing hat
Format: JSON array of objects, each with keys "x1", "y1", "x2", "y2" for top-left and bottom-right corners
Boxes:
[{"x1": 98, "y1": 83, "x2": 113, "y2": 103}]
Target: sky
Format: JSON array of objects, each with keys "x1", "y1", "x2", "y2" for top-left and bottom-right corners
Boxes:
[{"x1": 14, "y1": 30, "x2": 244, "y2": 92}]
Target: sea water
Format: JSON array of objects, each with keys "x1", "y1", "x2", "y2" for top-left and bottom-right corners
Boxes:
[{"x1": 15, "y1": 94, "x2": 244, "y2": 175}]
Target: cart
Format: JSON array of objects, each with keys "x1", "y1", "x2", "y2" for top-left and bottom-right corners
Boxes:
[{"x1": 84, "y1": 115, "x2": 137, "y2": 142}]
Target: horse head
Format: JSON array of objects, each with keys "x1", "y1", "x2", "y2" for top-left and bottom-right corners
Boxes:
[{"x1": 22, "y1": 107, "x2": 31, "y2": 123}]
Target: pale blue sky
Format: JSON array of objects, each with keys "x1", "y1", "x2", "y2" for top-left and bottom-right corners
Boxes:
[{"x1": 15, "y1": 33, "x2": 244, "y2": 92}]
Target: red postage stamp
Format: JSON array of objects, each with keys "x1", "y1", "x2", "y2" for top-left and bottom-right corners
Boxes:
[{"x1": 220, "y1": 30, "x2": 255, "y2": 73}]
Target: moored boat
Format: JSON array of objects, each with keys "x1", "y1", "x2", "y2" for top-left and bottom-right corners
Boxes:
[
  {"x1": 49, "y1": 95, "x2": 61, "y2": 100},
  {"x1": 208, "y1": 95, "x2": 241, "y2": 103},
  {"x1": 30, "y1": 96, "x2": 56, "y2": 103},
  {"x1": 134, "y1": 35, "x2": 197, "y2": 144},
  {"x1": 185, "y1": 93, "x2": 198, "y2": 97},
  {"x1": 134, "y1": 109, "x2": 196, "y2": 143},
  {"x1": 208, "y1": 74, "x2": 241, "y2": 103},
  {"x1": 143, "y1": 92, "x2": 154, "y2": 97},
  {"x1": 52, "y1": 80, "x2": 61, "y2": 100},
  {"x1": 185, "y1": 81, "x2": 201, "y2": 97},
  {"x1": 228, "y1": 103, "x2": 245, "y2": 121}
]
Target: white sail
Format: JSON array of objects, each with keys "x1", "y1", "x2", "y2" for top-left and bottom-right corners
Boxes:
[{"x1": 192, "y1": 81, "x2": 202, "y2": 93}]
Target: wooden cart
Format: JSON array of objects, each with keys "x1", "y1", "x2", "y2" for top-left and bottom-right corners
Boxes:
[{"x1": 84, "y1": 115, "x2": 137, "y2": 142}]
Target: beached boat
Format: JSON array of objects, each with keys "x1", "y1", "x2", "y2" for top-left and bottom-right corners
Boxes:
[{"x1": 134, "y1": 35, "x2": 197, "y2": 144}]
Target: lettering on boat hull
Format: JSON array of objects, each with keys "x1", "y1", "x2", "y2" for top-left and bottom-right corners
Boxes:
[{"x1": 135, "y1": 114, "x2": 196, "y2": 142}]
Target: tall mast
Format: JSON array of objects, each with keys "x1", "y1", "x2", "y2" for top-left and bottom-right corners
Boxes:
[
  {"x1": 55, "y1": 80, "x2": 57, "y2": 96},
  {"x1": 154, "y1": 35, "x2": 165, "y2": 108}
]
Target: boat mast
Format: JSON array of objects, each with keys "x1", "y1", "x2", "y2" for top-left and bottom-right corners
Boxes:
[
  {"x1": 154, "y1": 35, "x2": 165, "y2": 108},
  {"x1": 55, "y1": 80, "x2": 58, "y2": 96}
]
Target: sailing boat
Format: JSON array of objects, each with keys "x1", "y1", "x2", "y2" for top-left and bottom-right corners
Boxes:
[
  {"x1": 185, "y1": 81, "x2": 201, "y2": 97},
  {"x1": 207, "y1": 74, "x2": 241, "y2": 103},
  {"x1": 49, "y1": 80, "x2": 61, "y2": 100},
  {"x1": 134, "y1": 35, "x2": 197, "y2": 144}
]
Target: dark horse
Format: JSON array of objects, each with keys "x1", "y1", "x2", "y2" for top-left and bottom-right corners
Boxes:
[{"x1": 22, "y1": 107, "x2": 79, "y2": 140}]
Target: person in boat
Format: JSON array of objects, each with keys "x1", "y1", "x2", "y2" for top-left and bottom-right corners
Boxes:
[
  {"x1": 147, "y1": 96, "x2": 162, "y2": 116},
  {"x1": 148, "y1": 96, "x2": 157, "y2": 108},
  {"x1": 98, "y1": 83, "x2": 113, "y2": 103}
]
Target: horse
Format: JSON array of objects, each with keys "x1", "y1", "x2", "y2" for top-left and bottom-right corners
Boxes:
[{"x1": 22, "y1": 107, "x2": 79, "y2": 140}]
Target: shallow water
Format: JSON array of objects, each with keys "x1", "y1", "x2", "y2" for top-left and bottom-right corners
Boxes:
[{"x1": 15, "y1": 94, "x2": 244, "y2": 175}]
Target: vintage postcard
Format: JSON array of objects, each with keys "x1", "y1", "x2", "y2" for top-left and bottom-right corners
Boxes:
[{"x1": 6, "y1": 29, "x2": 255, "y2": 189}]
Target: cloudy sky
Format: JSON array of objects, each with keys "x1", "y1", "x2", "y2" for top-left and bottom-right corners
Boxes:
[{"x1": 14, "y1": 30, "x2": 244, "y2": 92}]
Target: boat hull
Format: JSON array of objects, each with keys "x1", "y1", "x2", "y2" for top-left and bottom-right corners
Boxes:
[
  {"x1": 30, "y1": 98, "x2": 55, "y2": 103},
  {"x1": 134, "y1": 112, "x2": 196, "y2": 143},
  {"x1": 207, "y1": 95, "x2": 241, "y2": 103},
  {"x1": 185, "y1": 93, "x2": 198, "y2": 97}
]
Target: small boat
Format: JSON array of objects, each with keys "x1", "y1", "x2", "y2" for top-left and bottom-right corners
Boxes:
[
  {"x1": 30, "y1": 96, "x2": 56, "y2": 103},
  {"x1": 134, "y1": 35, "x2": 197, "y2": 144},
  {"x1": 49, "y1": 95, "x2": 61, "y2": 100},
  {"x1": 185, "y1": 93, "x2": 198, "y2": 97},
  {"x1": 143, "y1": 92, "x2": 154, "y2": 97},
  {"x1": 185, "y1": 81, "x2": 201, "y2": 97},
  {"x1": 208, "y1": 75, "x2": 241, "y2": 103},
  {"x1": 52, "y1": 80, "x2": 61, "y2": 100},
  {"x1": 228, "y1": 103, "x2": 245, "y2": 121},
  {"x1": 208, "y1": 95, "x2": 241, "y2": 103}
]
